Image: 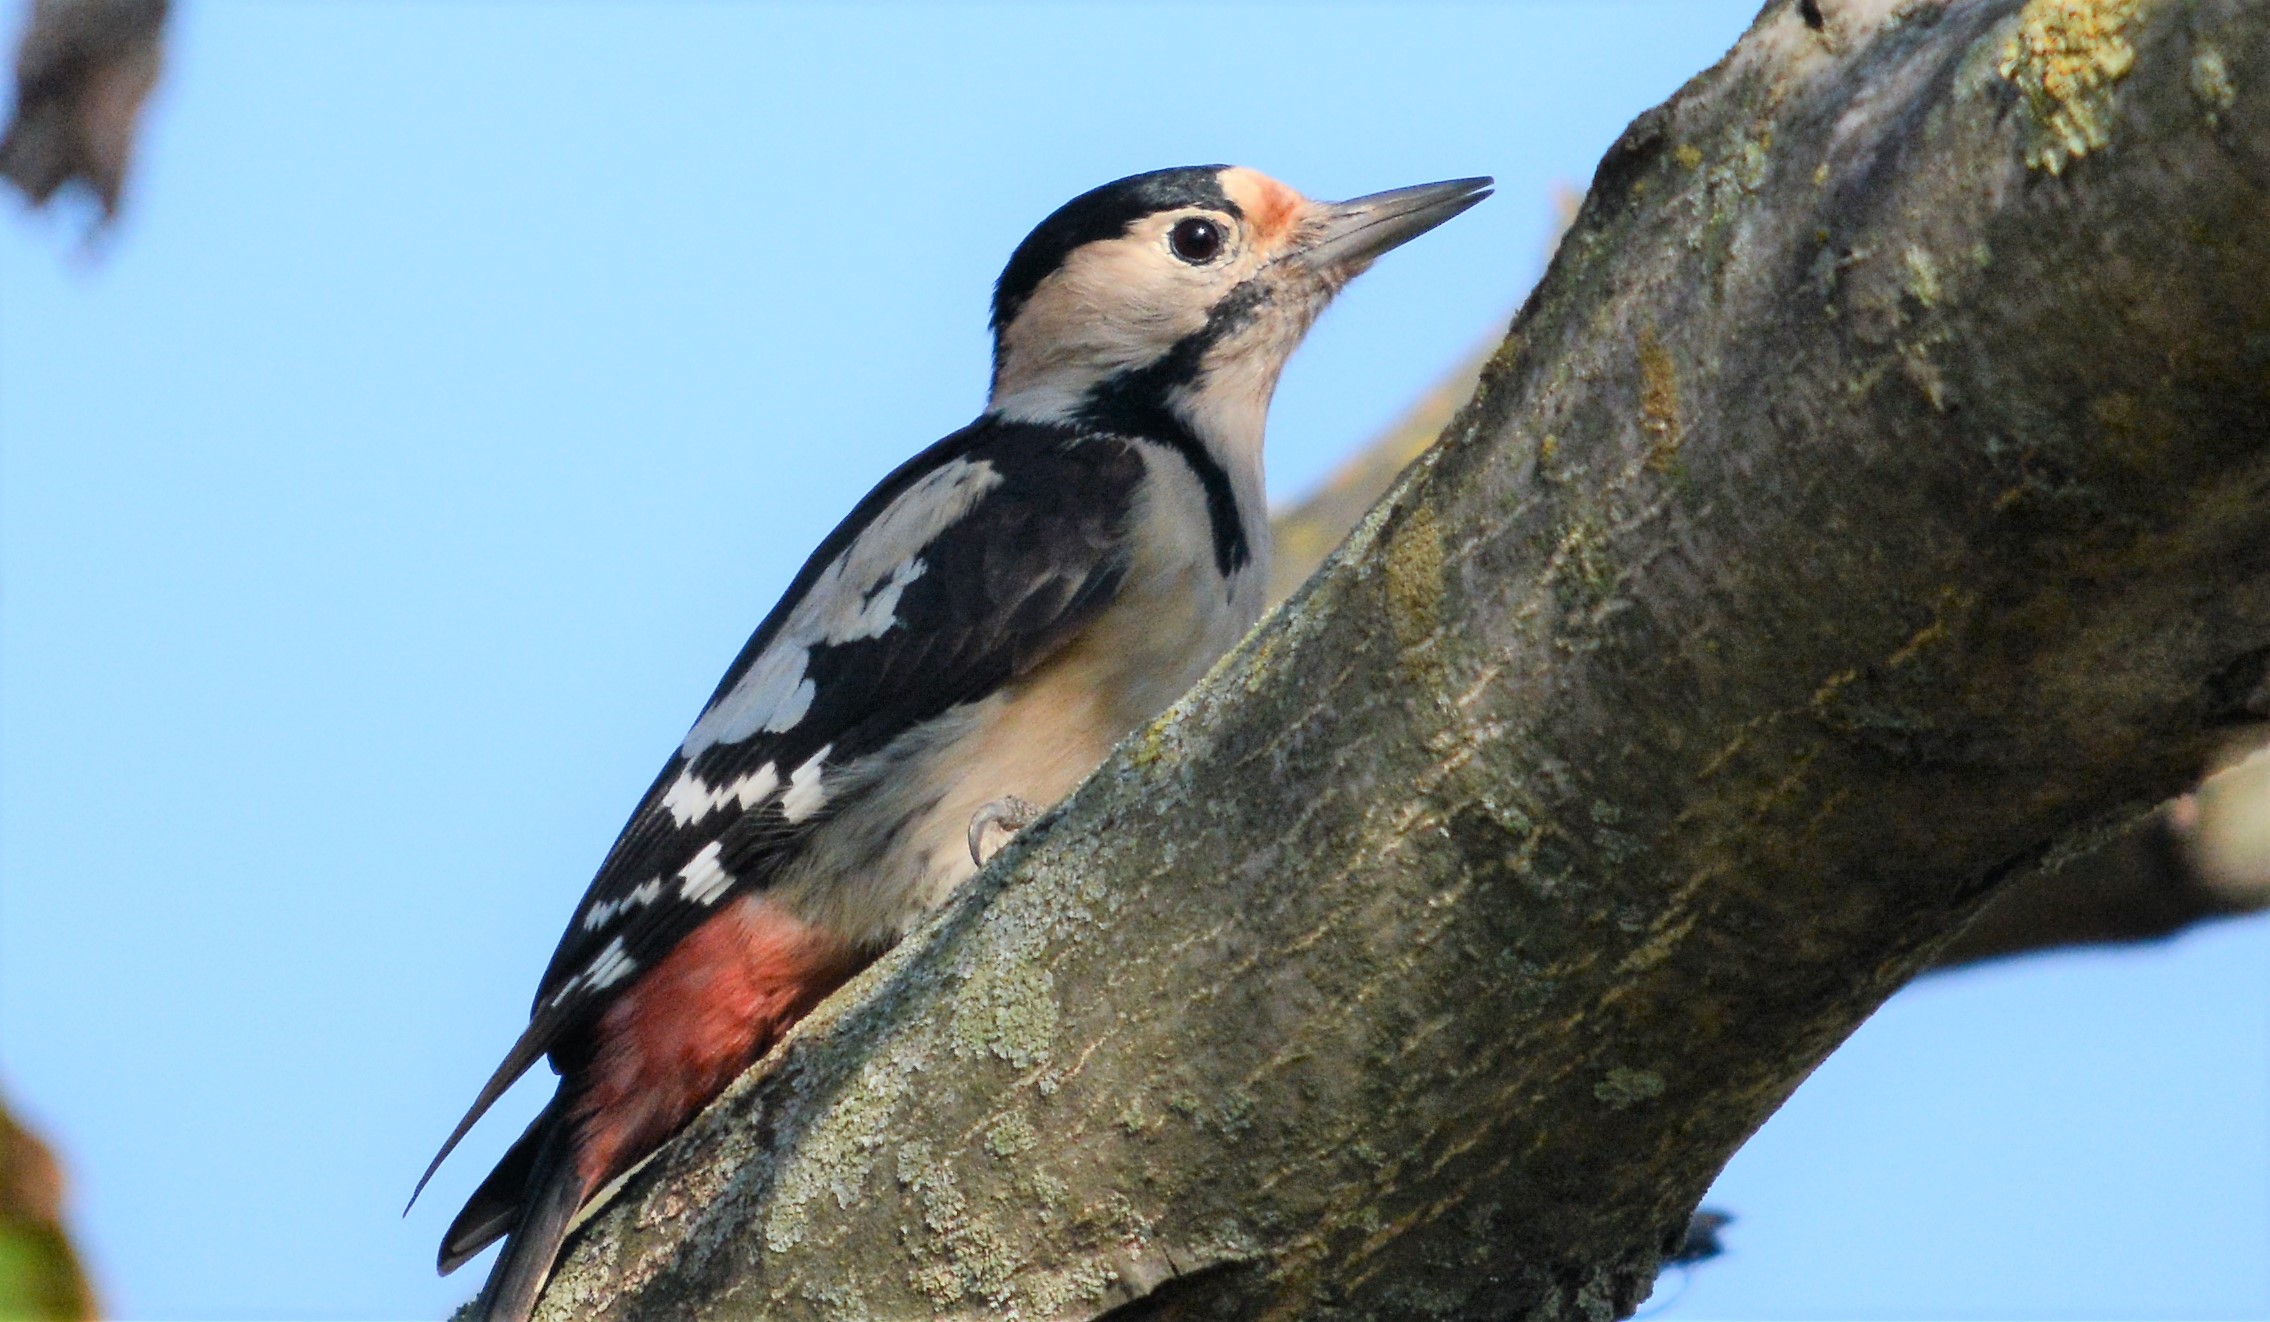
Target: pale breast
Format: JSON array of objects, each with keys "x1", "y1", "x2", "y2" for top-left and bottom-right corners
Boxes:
[{"x1": 770, "y1": 440, "x2": 1268, "y2": 948}]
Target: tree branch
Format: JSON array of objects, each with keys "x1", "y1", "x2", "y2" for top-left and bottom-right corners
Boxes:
[
  {"x1": 1271, "y1": 248, "x2": 2270, "y2": 983},
  {"x1": 1280, "y1": 405, "x2": 2270, "y2": 985},
  {"x1": 1277, "y1": 373, "x2": 2270, "y2": 979},
  {"x1": 1935, "y1": 738, "x2": 2270, "y2": 967},
  {"x1": 530, "y1": 1, "x2": 2270, "y2": 1317}
]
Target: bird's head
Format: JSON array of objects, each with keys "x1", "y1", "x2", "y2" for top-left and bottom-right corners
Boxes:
[{"x1": 986, "y1": 166, "x2": 1491, "y2": 458}]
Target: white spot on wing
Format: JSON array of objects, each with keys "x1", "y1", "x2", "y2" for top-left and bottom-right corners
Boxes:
[
  {"x1": 837, "y1": 556, "x2": 927, "y2": 643},
  {"x1": 681, "y1": 459, "x2": 1003, "y2": 759},
  {"x1": 583, "y1": 877, "x2": 664, "y2": 931},
  {"x1": 660, "y1": 762, "x2": 781, "y2": 828},
  {"x1": 677, "y1": 840, "x2": 734, "y2": 906},
  {"x1": 699, "y1": 646, "x2": 814, "y2": 751},
  {"x1": 586, "y1": 937, "x2": 637, "y2": 990},
  {"x1": 781, "y1": 746, "x2": 831, "y2": 823},
  {"x1": 548, "y1": 935, "x2": 639, "y2": 1007}
]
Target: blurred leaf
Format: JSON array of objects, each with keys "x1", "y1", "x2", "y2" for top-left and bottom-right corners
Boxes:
[
  {"x1": 0, "y1": 1101, "x2": 94, "y2": 1322},
  {"x1": 0, "y1": 0, "x2": 168, "y2": 219}
]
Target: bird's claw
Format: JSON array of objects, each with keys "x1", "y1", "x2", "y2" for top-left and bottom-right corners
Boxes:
[{"x1": 967, "y1": 796, "x2": 1041, "y2": 867}]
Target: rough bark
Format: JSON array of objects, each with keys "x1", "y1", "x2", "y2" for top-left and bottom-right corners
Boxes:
[
  {"x1": 1281, "y1": 393, "x2": 2270, "y2": 975},
  {"x1": 531, "y1": 1, "x2": 2270, "y2": 1318},
  {"x1": 1281, "y1": 396, "x2": 2270, "y2": 982},
  {"x1": 1275, "y1": 380, "x2": 2270, "y2": 980},
  {"x1": 1270, "y1": 263, "x2": 2270, "y2": 983}
]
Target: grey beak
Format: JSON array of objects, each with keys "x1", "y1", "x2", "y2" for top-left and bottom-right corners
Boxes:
[{"x1": 1294, "y1": 176, "x2": 1494, "y2": 274}]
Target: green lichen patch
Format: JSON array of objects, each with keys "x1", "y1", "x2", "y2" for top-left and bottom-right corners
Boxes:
[
  {"x1": 1593, "y1": 1067, "x2": 1667, "y2": 1109},
  {"x1": 1477, "y1": 329, "x2": 1529, "y2": 396},
  {"x1": 1240, "y1": 629, "x2": 1283, "y2": 694},
  {"x1": 1126, "y1": 712, "x2": 1184, "y2": 769},
  {"x1": 948, "y1": 960, "x2": 1059, "y2": 1070},
  {"x1": 762, "y1": 1043, "x2": 930, "y2": 1254},
  {"x1": 1639, "y1": 329, "x2": 1683, "y2": 472},
  {"x1": 1383, "y1": 501, "x2": 1447, "y2": 654},
  {"x1": 2190, "y1": 45, "x2": 2237, "y2": 122},
  {"x1": 983, "y1": 1113, "x2": 1038, "y2": 1160},
  {"x1": 1551, "y1": 512, "x2": 1620, "y2": 615},
  {"x1": 1997, "y1": 0, "x2": 2151, "y2": 175},
  {"x1": 1016, "y1": 1167, "x2": 1068, "y2": 1210},
  {"x1": 897, "y1": 1151, "x2": 1024, "y2": 1310},
  {"x1": 1902, "y1": 245, "x2": 1943, "y2": 308},
  {"x1": 1017, "y1": 1260, "x2": 1121, "y2": 1316},
  {"x1": 1214, "y1": 1089, "x2": 1259, "y2": 1136}
]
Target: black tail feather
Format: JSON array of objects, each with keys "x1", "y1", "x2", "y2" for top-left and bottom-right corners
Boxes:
[
  {"x1": 466, "y1": 1117, "x2": 585, "y2": 1322},
  {"x1": 438, "y1": 1098, "x2": 561, "y2": 1276},
  {"x1": 408, "y1": 1012, "x2": 566, "y2": 1215}
]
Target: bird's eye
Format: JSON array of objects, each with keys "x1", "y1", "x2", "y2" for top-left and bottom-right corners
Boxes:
[{"x1": 1168, "y1": 217, "x2": 1225, "y2": 264}]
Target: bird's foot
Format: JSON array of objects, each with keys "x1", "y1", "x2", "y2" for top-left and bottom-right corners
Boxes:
[{"x1": 968, "y1": 796, "x2": 1042, "y2": 867}]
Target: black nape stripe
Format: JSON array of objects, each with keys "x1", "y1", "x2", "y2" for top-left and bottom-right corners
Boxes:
[
  {"x1": 1141, "y1": 423, "x2": 1250, "y2": 583},
  {"x1": 1073, "y1": 283, "x2": 1268, "y2": 580},
  {"x1": 1080, "y1": 384, "x2": 1247, "y2": 580},
  {"x1": 991, "y1": 165, "x2": 1236, "y2": 337}
]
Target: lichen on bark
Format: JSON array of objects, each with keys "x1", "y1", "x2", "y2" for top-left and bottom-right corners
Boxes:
[{"x1": 1998, "y1": 0, "x2": 2151, "y2": 172}]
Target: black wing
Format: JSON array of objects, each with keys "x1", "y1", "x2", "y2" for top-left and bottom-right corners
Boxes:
[{"x1": 413, "y1": 418, "x2": 1144, "y2": 1204}]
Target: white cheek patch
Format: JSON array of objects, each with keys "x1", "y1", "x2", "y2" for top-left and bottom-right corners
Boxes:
[
  {"x1": 682, "y1": 460, "x2": 1002, "y2": 759},
  {"x1": 582, "y1": 877, "x2": 664, "y2": 931},
  {"x1": 781, "y1": 746, "x2": 832, "y2": 823},
  {"x1": 676, "y1": 840, "x2": 735, "y2": 906},
  {"x1": 659, "y1": 762, "x2": 782, "y2": 828},
  {"x1": 991, "y1": 221, "x2": 1247, "y2": 424}
]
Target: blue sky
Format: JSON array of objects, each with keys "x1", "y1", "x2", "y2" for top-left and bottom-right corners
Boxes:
[{"x1": 1, "y1": 4, "x2": 2263, "y2": 1318}]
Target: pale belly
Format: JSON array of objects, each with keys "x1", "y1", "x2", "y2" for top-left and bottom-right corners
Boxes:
[{"x1": 772, "y1": 529, "x2": 1265, "y2": 949}]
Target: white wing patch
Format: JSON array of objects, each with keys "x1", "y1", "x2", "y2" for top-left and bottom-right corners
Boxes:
[
  {"x1": 681, "y1": 459, "x2": 1003, "y2": 759},
  {"x1": 838, "y1": 555, "x2": 928, "y2": 643},
  {"x1": 660, "y1": 761, "x2": 781, "y2": 828},
  {"x1": 782, "y1": 746, "x2": 832, "y2": 823},
  {"x1": 549, "y1": 935, "x2": 639, "y2": 1007},
  {"x1": 587, "y1": 938, "x2": 638, "y2": 989},
  {"x1": 699, "y1": 644, "x2": 816, "y2": 749},
  {"x1": 582, "y1": 877, "x2": 664, "y2": 931},
  {"x1": 677, "y1": 840, "x2": 735, "y2": 906}
]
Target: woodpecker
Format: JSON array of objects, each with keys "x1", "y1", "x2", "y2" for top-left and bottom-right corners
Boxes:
[{"x1": 412, "y1": 164, "x2": 1490, "y2": 1321}]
